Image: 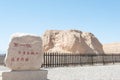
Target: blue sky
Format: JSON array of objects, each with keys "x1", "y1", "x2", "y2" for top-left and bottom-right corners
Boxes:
[{"x1": 0, "y1": 0, "x2": 120, "y2": 52}]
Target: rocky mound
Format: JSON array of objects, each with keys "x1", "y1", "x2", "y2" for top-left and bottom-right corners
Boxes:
[{"x1": 42, "y1": 30, "x2": 104, "y2": 54}]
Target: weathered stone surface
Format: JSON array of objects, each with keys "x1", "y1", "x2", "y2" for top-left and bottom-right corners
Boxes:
[
  {"x1": 5, "y1": 33, "x2": 43, "y2": 70},
  {"x1": 2, "y1": 70, "x2": 48, "y2": 80},
  {"x1": 42, "y1": 30, "x2": 104, "y2": 54}
]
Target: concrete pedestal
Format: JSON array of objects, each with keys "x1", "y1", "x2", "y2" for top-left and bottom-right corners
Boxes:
[{"x1": 2, "y1": 70, "x2": 48, "y2": 80}]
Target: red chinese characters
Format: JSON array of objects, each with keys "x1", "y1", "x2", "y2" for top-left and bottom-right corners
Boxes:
[
  {"x1": 23, "y1": 51, "x2": 26, "y2": 55},
  {"x1": 14, "y1": 43, "x2": 19, "y2": 47},
  {"x1": 27, "y1": 51, "x2": 30, "y2": 55},
  {"x1": 11, "y1": 57, "x2": 29, "y2": 62},
  {"x1": 11, "y1": 57, "x2": 15, "y2": 61},
  {"x1": 11, "y1": 42, "x2": 39, "y2": 62},
  {"x1": 24, "y1": 58, "x2": 29, "y2": 61},
  {"x1": 17, "y1": 57, "x2": 19, "y2": 61},
  {"x1": 18, "y1": 51, "x2": 21, "y2": 54},
  {"x1": 13, "y1": 42, "x2": 32, "y2": 48},
  {"x1": 18, "y1": 51, "x2": 39, "y2": 55}
]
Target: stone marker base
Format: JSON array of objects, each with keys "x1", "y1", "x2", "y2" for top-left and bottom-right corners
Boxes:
[{"x1": 2, "y1": 70, "x2": 48, "y2": 80}]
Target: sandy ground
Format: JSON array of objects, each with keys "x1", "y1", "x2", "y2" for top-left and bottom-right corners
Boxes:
[
  {"x1": 1, "y1": 64, "x2": 120, "y2": 80},
  {"x1": 103, "y1": 43, "x2": 120, "y2": 54}
]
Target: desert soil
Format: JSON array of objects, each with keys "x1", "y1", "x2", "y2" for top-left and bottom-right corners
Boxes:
[
  {"x1": 1, "y1": 64, "x2": 120, "y2": 80},
  {"x1": 103, "y1": 43, "x2": 120, "y2": 54}
]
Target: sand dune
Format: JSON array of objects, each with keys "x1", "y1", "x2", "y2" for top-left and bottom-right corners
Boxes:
[{"x1": 103, "y1": 43, "x2": 120, "y2": 54}]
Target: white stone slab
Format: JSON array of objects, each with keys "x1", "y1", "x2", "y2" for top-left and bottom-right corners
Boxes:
[
  {"x1": 5, "y1": 34, "x2": 43, "y2": 70},
  {"x1": 2, "y1": 70, "x2": 48, "y2": 80}
]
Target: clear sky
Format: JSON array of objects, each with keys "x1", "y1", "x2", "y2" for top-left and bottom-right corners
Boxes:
[{"x1": 0, "y1": 0, "x2": 120, "y2": 53}]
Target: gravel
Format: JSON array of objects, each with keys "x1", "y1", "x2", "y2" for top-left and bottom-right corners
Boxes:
[{"x1": 1, "y1": 64, "x2": 120, "y2": 80}]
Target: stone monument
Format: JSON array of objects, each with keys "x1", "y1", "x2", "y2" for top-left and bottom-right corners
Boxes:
[{"x1": 2, "y1": 33, "x2": 48, "y2": 80}]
